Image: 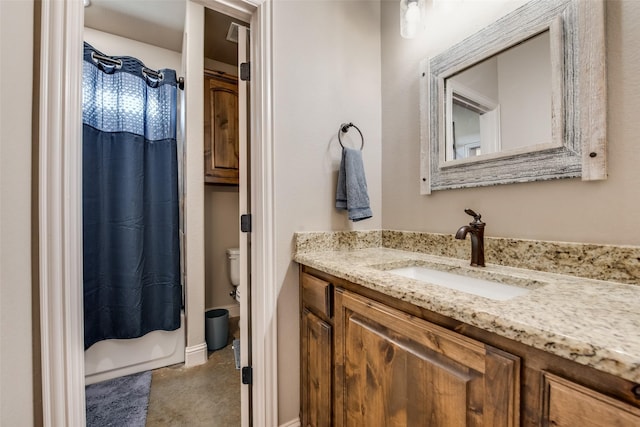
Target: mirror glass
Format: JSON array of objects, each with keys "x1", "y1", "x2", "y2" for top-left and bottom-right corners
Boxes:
[{"x1": 445, "y1": 31, "x2": 551, "y2": 161}]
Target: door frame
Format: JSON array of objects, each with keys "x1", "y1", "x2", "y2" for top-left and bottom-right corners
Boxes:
[{"x1": 37, "y1": 0, "x2": 277, "y2": 425}]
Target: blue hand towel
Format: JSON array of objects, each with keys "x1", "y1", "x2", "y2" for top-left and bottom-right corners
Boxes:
[{"x1": 336, "y1": 147, "x2": 372, "y2": 222}]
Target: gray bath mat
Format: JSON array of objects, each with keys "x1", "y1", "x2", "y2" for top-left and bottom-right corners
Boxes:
[
  {"x1": 86, "y1": 370, "x2": 152, "y2": 426},
  {"x1": 233, "y1": 339, "x2": 241, "y2": 370}
]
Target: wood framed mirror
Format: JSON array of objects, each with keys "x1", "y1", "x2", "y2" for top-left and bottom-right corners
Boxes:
[{"x1": 420, "y1": 0, "x2": 606, "y2": 194}]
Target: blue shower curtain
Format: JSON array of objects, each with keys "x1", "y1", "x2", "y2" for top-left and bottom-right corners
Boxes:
[{"x1": 82, "y1": 42, "x2": 181, "y2": 349}]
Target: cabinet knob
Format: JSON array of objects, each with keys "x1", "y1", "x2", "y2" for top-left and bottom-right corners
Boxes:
[{"x1": 632, "y1": 384, "x2": 640, "y2": 399}]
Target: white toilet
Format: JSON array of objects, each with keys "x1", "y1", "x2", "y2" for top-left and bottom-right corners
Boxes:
[{"x1": 226, "y1": 248, "x2": 240, "y2": 301}]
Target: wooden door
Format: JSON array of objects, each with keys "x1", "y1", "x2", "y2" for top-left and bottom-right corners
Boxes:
[
  {"x1": 236, "y1": 23, "x2": 251, "y2": 427},
  {"x1": 204, "y1": 72, "x2": 239, "y2": 184},
  {"x1": 334, "y1": 289, "x2": 520, "y2": 427},
  {"x1": 301, "y1": 308, "x2": 333, "y2": 427}
]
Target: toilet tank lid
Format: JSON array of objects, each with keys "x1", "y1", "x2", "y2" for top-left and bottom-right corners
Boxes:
[{"x1": 226, "y1": 248, "x2": 240, "y2": 256}]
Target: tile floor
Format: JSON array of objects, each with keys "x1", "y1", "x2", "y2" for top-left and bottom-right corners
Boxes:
[{"x1": 146, "y1": 317, "x2": 241, "y2": 426}]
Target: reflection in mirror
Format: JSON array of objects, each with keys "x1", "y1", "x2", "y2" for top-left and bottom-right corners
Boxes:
[
  {"x1": 445, "y1": 31, "x2": 551, "y2": 162},
  {"x1": 446, "y1": 79, "x2": 501, "y2": 160}
]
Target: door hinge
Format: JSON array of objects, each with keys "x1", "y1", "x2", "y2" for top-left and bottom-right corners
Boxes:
[
  {"x1": 240, "y1": 62, "x2": 250, "y2": 81},
  {"x1": 240, "y1": 214, "x2": 252, "y2": 233},
  {"x1": 242, "y1": 366, "x2": 253, "y2": 385}
]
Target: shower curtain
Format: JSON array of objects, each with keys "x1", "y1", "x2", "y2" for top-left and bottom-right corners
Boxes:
[{"x1": 82, "y1": 42, "x2": 181, "y2": 349}]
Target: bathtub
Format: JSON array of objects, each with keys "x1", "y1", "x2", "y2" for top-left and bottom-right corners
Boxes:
[{"x1": 84, "y1": 311, "x2": 185, "y2": 385}]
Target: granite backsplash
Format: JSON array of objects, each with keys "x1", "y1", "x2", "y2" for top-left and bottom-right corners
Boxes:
[{"x1": 294, "y1": 230, "x2": 640, "y2": 285}]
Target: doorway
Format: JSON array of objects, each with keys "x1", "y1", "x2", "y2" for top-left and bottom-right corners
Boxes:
[
  {"x1": 80, "y1": 0, "x2": 251, "y2": 423},
  {"x1": 37, "y1": 0, "x2": 278, "y2": 425}
]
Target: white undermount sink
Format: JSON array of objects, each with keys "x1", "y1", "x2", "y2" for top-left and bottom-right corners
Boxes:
[{"x1": 388, "y1": 266, "x2": 531, "y2": 301}]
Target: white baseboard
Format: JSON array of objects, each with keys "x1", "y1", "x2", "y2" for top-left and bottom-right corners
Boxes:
[
  {"x1": 207, "y1": 303, "x2": 240, "y2": 318},
  {"x1": 279, "y1": 418, "x2": 301, "y2": 427},
  {"x1": 184, "y1": 342, "x2": 208, "y2": 367}
]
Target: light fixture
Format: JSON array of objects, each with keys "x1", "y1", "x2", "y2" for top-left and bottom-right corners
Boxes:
[{"x1": 400, "y1": 0, "x2": 426, "y2": 39}]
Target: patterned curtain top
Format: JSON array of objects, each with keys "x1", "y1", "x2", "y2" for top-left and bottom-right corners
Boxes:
[{"x1": 82, "y1": 42, "x2": 177, "y2": 141}]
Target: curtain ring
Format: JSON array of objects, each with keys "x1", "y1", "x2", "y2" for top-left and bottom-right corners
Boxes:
[
  {"x1": 142, "y1": 68, "x2": 164, "y2": 82},
  {"x1": 91, "y1": 51, "x2": 122, "y2": 74},
  {"x1": 338, "y1": 122, "x2": 364, "y2": 150},
  {"x1": 142, "y1": 68, "x2": 165, "y2": 86}
]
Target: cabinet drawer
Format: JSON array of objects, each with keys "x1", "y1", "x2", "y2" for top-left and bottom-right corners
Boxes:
[
  {"x1": 301, "y1": 273, "x2": 333, "y2": 318},
  {"x1": 542, "y1": 372, "x2": 640, "y2": 427}
]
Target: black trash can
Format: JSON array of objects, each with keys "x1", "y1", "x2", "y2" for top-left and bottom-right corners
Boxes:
[{"x1": 205, "y1": 309, "x2": 229, "y2": 351}]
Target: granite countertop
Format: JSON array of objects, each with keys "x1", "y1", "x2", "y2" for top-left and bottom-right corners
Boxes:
[{"x1": 294, "y1": 247, "x2": 640, "y2": 383}]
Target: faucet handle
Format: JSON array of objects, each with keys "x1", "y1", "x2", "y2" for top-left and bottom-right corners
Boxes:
[
  {"x1": 464, "y1": 208, "x2": 480, "y2": 220},
  {"x1": 464, "y1": 208, "x2": 484, "y2": 225}
]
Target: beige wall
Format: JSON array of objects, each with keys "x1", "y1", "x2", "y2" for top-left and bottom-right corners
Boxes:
[
  {"x1": 0, "y1": 0, "x2": 35, "y2": 424},
  {"x1": 204, "y1": 186, "x2": 240, "y2": 309},
  {"x1": 381, "y1": 0, "x2": 640, "y2": 246},
  {"x1": 84, "y1": 27, "x2": 182, "y2": 71},
  {"x1": 272, "y1": 0, "x2": 382, "y2": 422}
]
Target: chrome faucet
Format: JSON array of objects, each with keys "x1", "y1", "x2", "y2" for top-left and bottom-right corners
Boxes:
[{"x1": 455, "y1": 209, "x2": 486, "y2": 267}]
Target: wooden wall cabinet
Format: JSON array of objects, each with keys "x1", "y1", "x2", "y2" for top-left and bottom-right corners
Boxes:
[
  {"x1": 300, "y1": 267, "x2": 640, "y2": 427},
  {"x1": 204, "y1": 71, "x2": 239, "y2": 185}
]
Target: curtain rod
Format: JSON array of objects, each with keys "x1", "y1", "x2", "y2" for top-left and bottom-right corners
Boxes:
[{"x1": 90, "y1": 51, "x2": 185, "y2": 90}]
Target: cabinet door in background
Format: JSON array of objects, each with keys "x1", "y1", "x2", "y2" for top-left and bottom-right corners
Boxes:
[{"x1": 301, "y1": 308, "x2": 333, "y2": 427}]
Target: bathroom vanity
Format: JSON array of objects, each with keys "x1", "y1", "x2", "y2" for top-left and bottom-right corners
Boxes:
[{"x1": 296, "y1": 236, "x2": 640, "y2": 426}]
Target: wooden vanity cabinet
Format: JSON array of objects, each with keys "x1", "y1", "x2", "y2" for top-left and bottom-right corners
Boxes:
[
  {"x1": 300, "y1": 269, "x2": 519, "y2": 427},
  {"x1": 299, "y1": 266, "x2": 640, "y2": 427},
  {"x1": 204, "y1": 71, "x2": 239, "y2": 185}
]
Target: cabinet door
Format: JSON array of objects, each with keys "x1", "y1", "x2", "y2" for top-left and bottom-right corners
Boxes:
[
  {"x1": 204, "y1": 73, "x2": 239, "y2": 184},
  {"x1": 542, "y1": 372, "x2": 640, "y2": 427},
  {"x1": 334, "y1": 290, "x2": 520, "y2": 427},
  {"x1": 301, "y1": 307, "x2": 333, "y2": 427}
]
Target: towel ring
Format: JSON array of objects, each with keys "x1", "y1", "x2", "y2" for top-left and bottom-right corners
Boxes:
[{"x1": 338, "y1": 122, "x2": 364, "y2": 150}]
